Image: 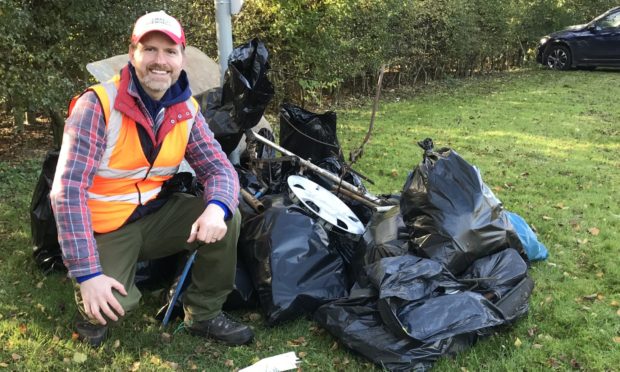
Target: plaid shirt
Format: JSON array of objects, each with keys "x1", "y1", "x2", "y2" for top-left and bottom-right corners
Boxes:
[{"x1": 51, "y1": 67, "x2": 239, "y2": 278}]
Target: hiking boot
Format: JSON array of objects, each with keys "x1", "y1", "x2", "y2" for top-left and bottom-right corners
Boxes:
[
  {"x1": 187, "y1": 312, "x2": 254, "y2": 346},
  {"x1": 75, "y1": 320, "x2": 108, "y2": 347}
]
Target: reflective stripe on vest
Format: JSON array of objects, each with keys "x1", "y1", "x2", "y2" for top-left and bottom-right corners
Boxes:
[{"x1": 82, "y1": 76, "x2": 198, "y2": 233}]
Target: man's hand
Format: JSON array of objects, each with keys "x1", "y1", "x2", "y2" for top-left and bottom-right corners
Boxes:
[
  {"x1": 187, "y1": 203, "x2": 227, "y2": 244},
  {"x1": 79, "y1": 275, "x2": 127, "y2": 325}
]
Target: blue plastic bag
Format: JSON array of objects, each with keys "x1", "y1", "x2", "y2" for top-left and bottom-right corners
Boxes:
[{"x1": 506, "y1": 212, "x2": 549, "y2": 261}]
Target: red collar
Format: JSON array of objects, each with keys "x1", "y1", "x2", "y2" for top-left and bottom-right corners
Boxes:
[{"x1": 113, "y1": 66, "x2": 194, "y2": 146}]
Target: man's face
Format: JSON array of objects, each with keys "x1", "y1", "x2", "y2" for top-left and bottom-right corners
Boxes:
[{"x1": 129, "y1": 32, "x2": 185, "y2": 100}]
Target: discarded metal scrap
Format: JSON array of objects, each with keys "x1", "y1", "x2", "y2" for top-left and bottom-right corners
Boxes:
[{"x1": 245, "y1": 129, "x2": 395, "y2": 210}]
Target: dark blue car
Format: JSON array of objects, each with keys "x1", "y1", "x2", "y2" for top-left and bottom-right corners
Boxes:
[{"x1": 537, "y1": 6, "x2": 620, "y2": 70}]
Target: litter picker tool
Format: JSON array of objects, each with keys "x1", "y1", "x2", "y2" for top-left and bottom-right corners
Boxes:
[{"x1": 161, "y1": 250, "x2": 197, "y2": 326}]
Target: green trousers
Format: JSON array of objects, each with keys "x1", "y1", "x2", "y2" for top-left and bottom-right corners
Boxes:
[{"x1": 75, "y1": 193, "x2": 240, "y2": 322}]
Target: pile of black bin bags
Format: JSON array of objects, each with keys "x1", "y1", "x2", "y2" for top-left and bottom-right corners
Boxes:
[
  {"x1": 28, "y1": 42, "x2": 544, "y2": 368},
  {"x1": 230, "y1": 134, "x2": 540, "y2": 371}
]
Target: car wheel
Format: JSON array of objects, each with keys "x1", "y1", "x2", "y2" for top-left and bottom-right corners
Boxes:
[{"x1": 544, "y1": 45, "x2": 572, "y2": 70}]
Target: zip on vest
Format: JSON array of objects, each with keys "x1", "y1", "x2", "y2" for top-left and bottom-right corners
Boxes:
[{"x1": 136, "y1": 162, "x2": 156, "y2": 206}]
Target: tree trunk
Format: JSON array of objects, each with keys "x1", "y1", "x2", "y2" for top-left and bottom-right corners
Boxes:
[
  {"x1": 13, "y1": 107, "x2": 25, "y2": 134},
  {"x1": 27, "y1": 110, "x2": 37, "y2": 125},
  {"x1": 49, "y1": 109, "x2": 64, "y2": 150}
]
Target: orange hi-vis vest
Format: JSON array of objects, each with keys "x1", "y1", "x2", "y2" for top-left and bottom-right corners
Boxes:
[{"x1": 71, "y1": 76, "x2": 199, "y2": 233}]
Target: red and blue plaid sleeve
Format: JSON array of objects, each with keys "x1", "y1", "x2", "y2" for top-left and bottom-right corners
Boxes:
[
  {"x1": 184, "y1": 110, "x2": 240, "y2": 213},
  {"x1": 50, "y1": 91, "x2": 106, "y2": 278}
]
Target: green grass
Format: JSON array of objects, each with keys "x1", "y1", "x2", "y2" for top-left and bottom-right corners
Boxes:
[{"x1": 1, "y1": 68, "x2": 619, "y2": 371}]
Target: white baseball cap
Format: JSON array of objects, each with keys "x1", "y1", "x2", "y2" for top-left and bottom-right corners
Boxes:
[{"x1": 132, "y1": 11, "x2": 186, "y2": 47}]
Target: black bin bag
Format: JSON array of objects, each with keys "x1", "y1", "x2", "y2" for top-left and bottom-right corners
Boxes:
[
  {"x1": 461, "y1": 248, "x2": 528, "y2": 300},
  {"x1": 278, "y1": 104, "x2": 340, "y2": 177},
  {"x1": 238, "y1": 195, "x2": 349, "y2": 325},
  {"x1": 400, "y1": 138, "x2": 524, "y2": 275},
  {"x1": 223, "y1": 260, "x2": 259, "y2": 311},
  {"x1": 352, "y1": 205, "x2": 409, "y2": 284},
  {"x1": 365, "y1": 256, "x2": 504, "y2": 343},
  {"x1": 30, "y1": 150, "x2": 64, "y2": 274},
  {"x1": 279, "y1": 103, "x2": 340, "y2": 162},
  {"x1": 370, "y1": 253, "x2": 533, "y2": 344},
  {"x1": 314, "y1": 288, "x2": 476, "y2": 372},
  {"x1": 194, "y1": 38, "x2": 274, "y2": 154}
]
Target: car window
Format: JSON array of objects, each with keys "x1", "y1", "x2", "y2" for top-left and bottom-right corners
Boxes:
[{"x1": 597, "y1": 11, "x2": 620, "y2": 29}]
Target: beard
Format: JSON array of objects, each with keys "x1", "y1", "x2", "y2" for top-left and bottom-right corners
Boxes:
[{"x1": 138, "y1": 63, "x2": 180, "y2": 95}]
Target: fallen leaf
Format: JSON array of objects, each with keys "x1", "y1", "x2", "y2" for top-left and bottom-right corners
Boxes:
[
  {"x1": 520, "y1": 172, "x2": 529, "y2": 177},
  {"x1": 18, "y1": 324, "x2": 27, "y2": 334},
  {"x1": 36, "y1": 281, "x2": 44, "y2": 289},
  {"x1": 330, "y1": 341, "x2": 339, "y2": 351},
  {"x1": 224, "y1": 359, "x2": 234, "y2": 367},
  {"x1": 71, "y1": 332, "x2": 79, "y2": 341},
  {"x1": 166, "y1": 361, "x2": 179, "y2": 370},
  {"x1": 161, "y1": 332, "x2": 172, "y2": 343},
  {"x1": 390, "y1": 169, "x2": 399, "y2": 178},
  {"x1": 11, "y1": 354, "x2": 21, "y2": 361},
  {"x1": 596, "y1": 272, "x2": 604, "y2": 278},
  {"x1": 150, "y1": 356, "x2": 161, "y2": 365},
  {"x1": 194, "y1": 345, "x2": 207, "y2": 354},
  {"x1": 610, "y1": 300, "x2": 619, "y2": 307},
  {"x1": 547, "y1": 358, "x2": 559, "y2": 368},
  {"x1": 72, "y1": 352, "x2": 87, "y2": 364},
  {"x1": 298, "y1": 351, "x2": 307, "y2": 359},
  {"x1": 287, "y1": 336, "x2": 307, "y2": 347},
  {"x1": 542, "y1": 216, "x2": 552, "y2": 220},
  {"x1": 63, "y1": 358, "x2": 71, "y2": 364},
  {"x1": 533, "y1": 343, "x2": 543, "y2": 349},
  {"x1": 0, "y1": 362, "x2": 8, "y2": 367},
  {"x1": 130, "y1": 362, "x2": 141, "y2": 371},
  {"x1": 539, "y1": 334, "x2": 554, "y2": 341},
  {"x1": 514, "y1": 337, "x2": 522, "y2": 348},
  {"x1": 248, "y1": 313, "x2": 261, "y2": 322},
  {"x1": 582, "y1": 293, "x2": 598, "y2": 301},
  {"x1": 113, "y1": 339, "x2": 121, "y2": 349},
  {"x1": 461, "y1": 368, "x2": 469, "y2": 372},
  {"x1": 554, "y1": 203, "x2": 567, "y2": 209},
  {"x1": 597, "y1": 294, "x2": 604, "y2": 301},
  {"x1": 617, "y1": 309, "x2": 620, "y2": 317},
  {"x1": 588, "y1": 227, "x2": 600, "y2": 236},
  {"x1": 570, "y1": 359, "x2": 582, "y2": 369},
  {"x1": 576, "y1": 238, "x2": 588, "y2": 245},
  {"x1": 52, "y1": 335, "x2": 60, "y2": 342},
  {"x1": 309, "y1": 326, "x2": 325, "y2": 335}
]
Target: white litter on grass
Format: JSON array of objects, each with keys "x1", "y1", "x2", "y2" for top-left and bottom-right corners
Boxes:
[{"x1": 239, "y1": 352, "x2": 299, "y2": 372}]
